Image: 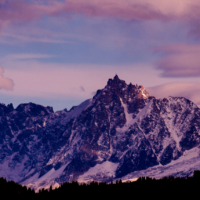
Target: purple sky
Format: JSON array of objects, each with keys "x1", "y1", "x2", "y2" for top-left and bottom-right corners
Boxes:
[{"x1": 1, "y1": 0, "x2": 200, "y2": 111}]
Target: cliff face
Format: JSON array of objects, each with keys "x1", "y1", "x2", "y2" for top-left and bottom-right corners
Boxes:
[{"x1": 0, "y1": 75, "x2": 200, "y2": 191}]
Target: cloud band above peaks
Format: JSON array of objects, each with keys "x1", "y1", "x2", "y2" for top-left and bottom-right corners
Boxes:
[{"x1": 154, "y1": 44, "x2": 200, "y2": 77}]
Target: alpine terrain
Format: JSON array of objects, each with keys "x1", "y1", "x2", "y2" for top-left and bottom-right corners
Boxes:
[{"x1": 0, "y1": 75, "x2": 200, "y2": 191}]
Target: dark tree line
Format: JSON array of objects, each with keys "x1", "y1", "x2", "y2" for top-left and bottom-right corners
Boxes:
[{"x1": 1, "y1": 170, "x2": 200, "y2": 199}]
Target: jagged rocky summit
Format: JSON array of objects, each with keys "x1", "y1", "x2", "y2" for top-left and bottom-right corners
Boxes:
[{"x1": 0, "y1": 75, "x2": 200, "y2": 191}]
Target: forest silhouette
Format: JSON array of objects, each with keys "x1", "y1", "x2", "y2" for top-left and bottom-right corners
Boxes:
[{"x1": 1, "y1": 170, "x2": 200, "y2": 199}]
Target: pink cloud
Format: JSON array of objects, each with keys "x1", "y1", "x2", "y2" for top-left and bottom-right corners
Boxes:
[
  {"x1": 0, "y1": 0, "x2": 58, "y2": 30},
  {"x1": 154, "y1": 44, "x2": 200, "y2": 77},
  {"x1": 0, "y1": 0, "x2": 200, "y2": 45},
  {"x1": 0, "y1": 66, "x2": 14, "y2": 90},
  {"x1": 43, "y1": 0, "x2": 200, "y2": 21},
  {"x1": 0, "y1": 1, "x2": 40, "y2": 27},
  {"x1": 1, "y1": 0, "x2": 200, "y2": 30},
  {"x1": 187, "y1": 20, "x2": 200, "y2": 39},
  {"x1": 58, "y1": 1, "x2": 166, "y2": 20}
]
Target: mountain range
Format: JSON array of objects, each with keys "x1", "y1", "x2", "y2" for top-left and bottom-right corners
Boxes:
[{"x1": 0, "y1": 75, "x2": 200, "y2": 191}]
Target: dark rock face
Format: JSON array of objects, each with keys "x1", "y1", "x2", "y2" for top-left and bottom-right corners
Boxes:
[
  {"x1": 16, "y1": 103, "x2": 53, "y2": 116},
  {"x1": 0, "y1": 76, "x2": 200, "y2": 190}
]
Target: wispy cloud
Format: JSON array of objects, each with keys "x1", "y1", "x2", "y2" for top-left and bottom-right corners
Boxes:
[
  {"x1": 0, "y1": 66, "x2": 14, "y2": 90},
  {"x1": 1, "y1": 0, "x2": 200, "y2": 28},
  {"x1": 154, "y1": 44, "x2": 200, "y2": 77},
  {"x1": 80, "y1": 86, "x2": 85, "y2": 92},
  {"x1": 0, "y1": 31, "x2": 69, "y2": 44},
  {"x1": 4, "y1": 54, "x2": 57, "y2": 60},
  {"x1": 40, "y1": 0, "x2": 200, "y2": 21},
  {"x1": 0, "y1": 0, "x2": 200, "y2": 46},
  {"x1": 0, "y1": 0, "x2": 42, "y2": 28},
  {"x1": 147, "y1": 82, "x2": 200, "y2": 107}
]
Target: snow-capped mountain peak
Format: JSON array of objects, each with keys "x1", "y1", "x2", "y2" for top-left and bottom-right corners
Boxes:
[
  {"x1": 0, "y1": 76, "x2": 199, "y2": 191},
  {"x1": 93, "y1": 75, "x2": 150, "y2": 104}
]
